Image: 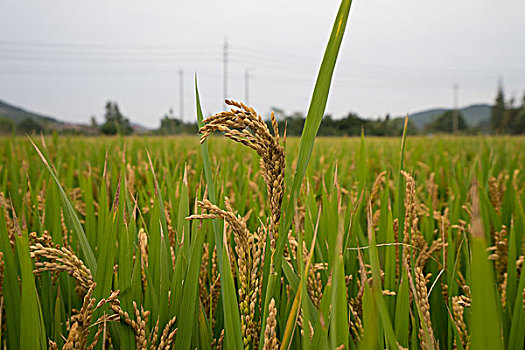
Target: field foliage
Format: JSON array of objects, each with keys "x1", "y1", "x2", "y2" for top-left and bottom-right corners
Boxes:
[
  {"x1": 0, "y1": 134, "x2": 524, "y2": 349},
  {"x1": 1, "y1": 0, "x2": 525, "y2": 348}
]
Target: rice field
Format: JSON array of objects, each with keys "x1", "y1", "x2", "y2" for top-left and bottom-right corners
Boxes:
[
  {"x1": 0, "y1": 130, "x2": 524, "y2": 349},
  {"x1": 1, "y1": 1, "x2": 524, "y2": 349}
]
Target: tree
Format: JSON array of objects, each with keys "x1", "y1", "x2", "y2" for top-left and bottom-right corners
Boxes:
[
  {"x1": 90, "y1": 115, "x2": 98, "y2": 129},
  {"x1": 511, "y1": 91, "x2": 525, "y2": 134},
  {"x1": 338, "y1": 112, "x2": 364, "y2": 135},
  {"x1": 387, "y1": 116, "x2": 418, "y2": 136},
  {"x1": 427, "y1": 110, "x2": 467, "y2": 133},
  {"x1": 100, "y1": 101, "x2": 133, "y2": 135},
  {"x1": 18, "y1": 118, "x2": 44, "y2": 134},
  {"x1": 160, "y1": 109, "x2": 181, "y2": 134},
  {"x1": 0, "y1": 117, "x2": 14, "y2": 134},
  {"x1": 157, "y1": 108, "x2": 198, "y2": 135},
  {"x1": 280, "y1": 112, "x2": 305, "y2": 136},
  {"x1": 491, "y1": 82, "x2": 505, "y2": 134},
  {"x1": 513, "y1": 109, "x2": 525, "y2": 134},
  {"x1": 275, "y1": 109, "x2": 420, "y2": 136}
]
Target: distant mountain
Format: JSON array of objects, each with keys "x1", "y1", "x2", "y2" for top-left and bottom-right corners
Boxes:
[
  {"x1": 0, "y1": 99, "x2": 63, "y2": 127},
  {"x1": 460, "y1": 104, "x2": 492, "y2": 126},
  {"x1": 409, "y1": 103, "x2": 491, "y2": 129},
  {"x1": 0, "y1": 99, "x2": 151, "y2": 132}
]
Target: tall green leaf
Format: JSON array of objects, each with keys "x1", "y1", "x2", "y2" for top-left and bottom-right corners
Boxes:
[
  {"x1": 29, "y1": 138, "x2": 97, "y2": 273},
  {"x1": 16, "y1": 230, "x2": 46, "y2": 349}
]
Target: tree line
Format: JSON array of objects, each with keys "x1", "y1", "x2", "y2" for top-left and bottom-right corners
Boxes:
[
  {"x1": 490, "y1": 84, "x2": 525, "y2": 135},
  {"x1": 154, "y1": 85, "x2": 525, "y2": 137},
  {"x1": 2, "y1": 85, "x2": 524, "y2": 136}
]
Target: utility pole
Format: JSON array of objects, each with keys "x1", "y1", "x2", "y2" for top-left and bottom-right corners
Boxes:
[
  {"x1": 179, "y1": 69, "x2": 184, "y2": 122},
  {"x1": 452, "y1": 83, "x2": 459, "y2": 134},
  {"x1": 223, "y1": 38, "x2": 228, "y2": 109},
  {"x1": 244, "y1": 68, "x2": 250, "y2": 105}
]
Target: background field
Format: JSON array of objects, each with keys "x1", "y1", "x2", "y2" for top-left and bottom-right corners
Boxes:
[{"x1": 0, "y1": 135, "x2": 524, "y2": 349}]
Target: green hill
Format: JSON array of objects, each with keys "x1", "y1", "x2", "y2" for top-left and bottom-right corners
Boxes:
[
  {"x1": 409, "y1": 103, "x2": 491, "y2": 129},
  {"x1": 0, "y1": 99, "x2": 62, "y2": 127}
]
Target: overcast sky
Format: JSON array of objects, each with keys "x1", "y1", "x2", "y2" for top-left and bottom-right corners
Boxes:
[{"x1": 1, "y1": 0, "x2": 524, "y2": 128}]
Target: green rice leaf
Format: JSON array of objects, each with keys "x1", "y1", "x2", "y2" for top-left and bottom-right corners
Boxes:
[
  {"x1": 29, "y1": 137, "x2": 97, "y2": 273},
  {"x1": 16, "y1": 230, "x2": 47, "y2": 349},
  {"x1": 0, "y1": 210, "x2": 21, "y2": 349}
]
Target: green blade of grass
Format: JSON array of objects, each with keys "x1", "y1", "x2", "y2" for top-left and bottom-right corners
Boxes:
[
  {"x1": 167, "y1": 244, "x2": 185, "y2": 319},
  {"x1": 470, "y1": 236, "x2": 504, "y2": 349},
  {"x1": 311, "y1": 281, "x2": 332, "y2": 349},
  {"x1": 173, "y1": 219, "x2": 206, "y2": 349},
  {"x1": 360, "y1": 285, "x2": 379, "y2": 350},
  {"x1": 0, "y1": 210, "x2": 21, "y2": 349},
  {"x1": 220, "y1": 239, "x2": 244, "y2": 350},
  {"x1": 53, "y1": 290, "x2": 64, "y2": 348},
  {"x1": 16, "y1": 229, "x2": 47, "y2": 349},
  {"x1": 258, "y1": 269, "x2": 277, "y2": 350},
  {"x1": 366, "y1": 203, "x2": 397, "y2": 349},
  {"x1": 91, "y1": 178, "x2": 122, "y2": 348},
  {"x1": 394, "y1": 115, "x2": 408, "y2": 235},
  {"x1": 470, "y1": 182, "x2": 504, "y2": 350},
  {"x1": 117, "y1": 215, "x2": 135, "y2": 350},
  {"x1": 506, "y1": 196, "x2": 524, "y2": 312},
  {"x1": 281, "y1": 211, "x2": 320, "y2": 350},
  {"x1": 198, "y1": 300, "x2": 213, "y2": 350},
  {"x1": 280, "y1": 0, "x2": 353, "y2": 240},
  {"x1": 330, "y1": 221, "x2": 349, "y2": 350},
  {"x1": 394, "y1": 268, "x2": 410, "y2": 347},
  {"x1": 507, "y1": 260, "x2": 525, "y2": 349},
  {"x1": 177, "y1": 166, "x2": 191, "y2": 256},
  {"x1": 29, "y1": 137, "x2": 97, "y2": 273},
  {"x1": 264, "y1": 0, "x2": 354, "y2": 337}
]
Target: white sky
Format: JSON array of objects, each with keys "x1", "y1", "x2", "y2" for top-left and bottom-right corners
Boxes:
[{"x1": 1, "y1": 0, "x2": 524, "y2": 128}]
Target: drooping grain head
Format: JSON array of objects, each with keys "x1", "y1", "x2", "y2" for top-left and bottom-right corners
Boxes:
[
  {"x1": 0, "y1": 193, "x2": 15, "y2": 248},
  {"x1": 263, "y1": 298, "x2": 279, "y2": 350},
  {"x1": 158, "y1": 315, "x2": 178, "y2": 350},
  {"x1": 199, "y1": 100, "x2": 285, "y2": 242},
  {"x1": 487, "y1": 225, "x2": 508, "y2": 277},
  {"x1": 30, "y1": 232, "x2": 94, "y2": 295},
  {"x1": 414, "y1": 267, "x2": 436, "y2": 350},
  {"x1": 452, "y1": 295, "x2": 471, "y2": 349}
]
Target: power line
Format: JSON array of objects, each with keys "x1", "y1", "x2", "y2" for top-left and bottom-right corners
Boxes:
[
  {"x1": 0, "y1": 39, "x2": 215, "y2": 50},
  {"x1": 0, "y1": 53, "x2": 220, "y2": 63},
  {"x1": 2, "y1": 41, "x2": 523, "y2": 73},
  {"x1": 0, "y1": 47, "x2": 219, "y2": 56}
]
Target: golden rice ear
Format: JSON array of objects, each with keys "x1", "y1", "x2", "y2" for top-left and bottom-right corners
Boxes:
[
  {"x1": 199, "y1": 101, "x2": 285, "y2": 243},
  {"x1": 65, "y1": 282, "x2": 121, "y2": 350},
  {"x1": 186, "y1": 180, "x2": 266, "y2": 347},
  {"x1": 158, "y1": 315, "x2": 178, "y2": 349},
  {"x1": 263, "y1": 298, "x2": 279, "y2": 350},
  {"x1": 452, "y1": 295, "x2": 471, "y2": 349},
  {"x1": 414, "y1": 267, "x2": 436, "y2": 349},
  {"x1": 30, "y1": 237, "x2": 94, "y2": 295}
]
